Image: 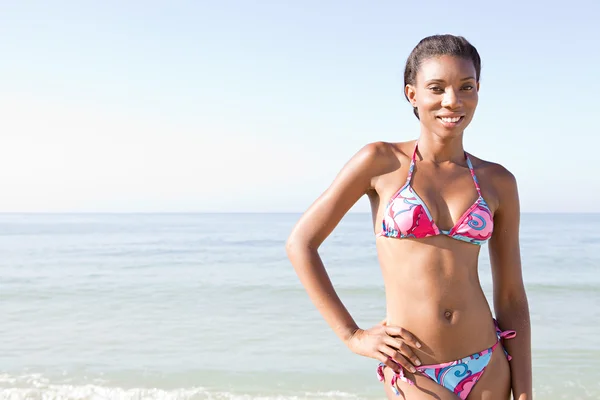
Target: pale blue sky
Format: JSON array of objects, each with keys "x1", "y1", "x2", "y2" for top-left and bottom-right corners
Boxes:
[{"x1": 1, "y1": 1, "x2": 598, "y2": 213}]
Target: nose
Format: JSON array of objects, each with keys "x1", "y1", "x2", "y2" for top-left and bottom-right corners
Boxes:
[{"x1": 441, "y1": 88, "x2": 461, "y2": 109}]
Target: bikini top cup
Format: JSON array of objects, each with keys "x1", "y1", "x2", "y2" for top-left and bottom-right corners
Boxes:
[{"x1": 377, "y1": 143, "x2": 493, "y2": 245}]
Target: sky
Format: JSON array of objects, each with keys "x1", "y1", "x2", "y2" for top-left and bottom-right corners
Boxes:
[{"x1": 1, "y1": 0, "x2": 599, "y2": 213}]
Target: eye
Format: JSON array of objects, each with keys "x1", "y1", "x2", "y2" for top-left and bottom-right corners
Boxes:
[
  {"x1": 462, "y1": 85, "x2": 475, "y2": 91},
  {"x1": 428, "y1": 86, "x2": 444, "y2": 93}
]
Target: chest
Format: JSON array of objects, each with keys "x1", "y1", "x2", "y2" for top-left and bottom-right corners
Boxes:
[{"x1": 384, "y1": 164, "x2": 487, "y2": 232}]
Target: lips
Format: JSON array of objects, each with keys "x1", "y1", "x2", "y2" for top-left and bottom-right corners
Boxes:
[
  {"x1": 436, "y1": 115, "x2": 465, "y2": 127},
  {"x1": 437, "y1": 115, "x2": 464, "y2": 122}
]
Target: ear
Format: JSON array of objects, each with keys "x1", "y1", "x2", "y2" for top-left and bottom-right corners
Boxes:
[
  {"x1": 405, "y1": 84, "x2": 417, "y2": 106},
  {"x1": 476, "y1": 82, "x2": 481, "y2": 92}
]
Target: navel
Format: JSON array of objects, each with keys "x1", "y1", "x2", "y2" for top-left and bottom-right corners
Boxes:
[{"x1": 443, "y1": 309, "x2": 454, "y2": 321}]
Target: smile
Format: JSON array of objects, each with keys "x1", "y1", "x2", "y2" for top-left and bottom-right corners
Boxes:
[{"x1": 437, "y1": 116, "x2": 465, "y2": 126}]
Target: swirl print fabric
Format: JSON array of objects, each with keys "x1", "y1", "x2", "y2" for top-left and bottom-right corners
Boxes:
[
  {"x1": 376, "y1": 142, "x2": 494, "y2": 245},
  {"x1": 377, "y1": 319, "x2": 516, "y2": 398}
]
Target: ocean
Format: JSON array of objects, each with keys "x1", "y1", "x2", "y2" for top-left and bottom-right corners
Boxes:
[{"x1": 0, "y1": 213, "x2": 598, "y2": 399}]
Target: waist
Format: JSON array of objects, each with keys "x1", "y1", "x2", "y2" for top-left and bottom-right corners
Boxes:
[
  {"x1": 385, "y1": 290, "x2": 496, "y2": 364},
  {"x1": 377, "y1": 237, "x2": 494, "y2": 362}
]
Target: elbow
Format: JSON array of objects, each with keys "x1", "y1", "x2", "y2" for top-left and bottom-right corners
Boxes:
[
  {"x1": 505, "y1": 283, "x2": 529, "y2": 304},
  {"x1": 285, "y1": 235, "x2": 315, "y2": 259},
  {"x1": 495, "y1": 287, "x2": 530, "y2": 315},
  {"x1": 285, "y1": 235, "x2": 301, "y2": 259},
  {"x1": 285, "y1": 236, "x2": 295, "y2": 258}
]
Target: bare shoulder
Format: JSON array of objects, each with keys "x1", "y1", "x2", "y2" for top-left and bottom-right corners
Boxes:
[
  {"x1": 362, "y1": 140, "x2": 415, "y2": 165},
  {"x1": 354, "y1": 140, "x2": 407, "y2": 165},
  {"x1": 285, "y1": 140, "x2": 411, "y2": 248},
  {"x1": 467, "y1": 154, "x2": 518, "y2": 212},
  {"x1": 354, "y1": 141, "x2": 395, "y2": 164},
  {"x1": 349, "y1": 140, "x2": 413, "y2": 188},
  {"x1": 468, "y1": 154, "x2": 517, "y2": 188}
]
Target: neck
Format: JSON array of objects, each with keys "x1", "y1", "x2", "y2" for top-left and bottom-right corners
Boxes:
[{"x1": 416, "y1": 130, "x2": 465, "y2": 164}]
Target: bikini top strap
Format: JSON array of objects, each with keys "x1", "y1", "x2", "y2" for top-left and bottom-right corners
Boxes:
[
  {"x1": 465, "y1": 153, "x2": 482, "y2": 197},
  {"x1": 405, "y1": 141, "x2": 419, "y2": 183}
]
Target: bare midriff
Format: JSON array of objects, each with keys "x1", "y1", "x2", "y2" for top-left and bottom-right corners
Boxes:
[{"x1": 376, "y1": 235, "x2": 499, "y2": 365}]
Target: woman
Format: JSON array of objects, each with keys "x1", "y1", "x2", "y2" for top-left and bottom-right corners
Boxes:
[{"x1": 285, "y1": 35, "x2": 532, "y2": 400}]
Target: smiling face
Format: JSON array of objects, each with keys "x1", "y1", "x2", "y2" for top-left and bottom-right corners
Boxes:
[{"x1": 405, "y1": 55, "x2": 480, "y2": 138}]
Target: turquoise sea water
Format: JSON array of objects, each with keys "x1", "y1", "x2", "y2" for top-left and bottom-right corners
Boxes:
[{"x1": 1, "y1": 213, "x2": 598, "y2": 399}]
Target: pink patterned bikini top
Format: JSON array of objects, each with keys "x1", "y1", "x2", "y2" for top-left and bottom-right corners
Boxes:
[{"x1": 377, "y1": 143, "x2": 494, "y2": 245}]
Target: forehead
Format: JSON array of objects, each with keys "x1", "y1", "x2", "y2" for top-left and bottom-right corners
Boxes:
[{"x1": 416, "y1": 55, "x2": 477, "y2": 83}]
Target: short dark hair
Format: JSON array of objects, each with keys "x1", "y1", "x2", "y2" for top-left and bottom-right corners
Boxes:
[{"x1": 404, "y1": 34, "x2": 481, "y2": 119}]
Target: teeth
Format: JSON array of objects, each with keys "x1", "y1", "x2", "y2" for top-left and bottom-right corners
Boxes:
[{"x1": 440, "y1": 116, "x2": 462, "y2": 123}]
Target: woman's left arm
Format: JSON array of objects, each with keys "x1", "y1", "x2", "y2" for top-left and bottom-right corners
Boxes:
[{"x1": 488, "y1": 168, "x2": 532, "y2": 400}]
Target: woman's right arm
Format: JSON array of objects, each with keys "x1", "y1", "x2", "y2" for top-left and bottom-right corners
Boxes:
[{"x1": 285, "y1": 142, "x2": 422, "y2": 373}]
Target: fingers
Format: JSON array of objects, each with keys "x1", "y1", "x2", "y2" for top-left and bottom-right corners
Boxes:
[
  {"x1": 379, "y1": 345, "x2": 417, "y2": 373},
  {"x1": 376, "y1": 352, "x2": 402, "y2": 374},
  {"x1": 384, "y1": 325, "x2": 422, "y2": 349},
  {"x1": 384, "y1": 336, "x2": 421, "y2": 367}
]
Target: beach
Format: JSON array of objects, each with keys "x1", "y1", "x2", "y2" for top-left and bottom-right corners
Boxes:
[{"x1": 1, "y1": 212, "x2": 598, "y2": 399}]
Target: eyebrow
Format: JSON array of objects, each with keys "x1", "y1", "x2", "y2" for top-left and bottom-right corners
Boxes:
[{"x1": 425, "y1": 77, "x2": 476, "y2": 84}]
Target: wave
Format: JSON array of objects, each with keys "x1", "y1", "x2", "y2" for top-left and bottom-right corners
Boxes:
[{"x1": 0, "y1": 374, "x2": 364, "y2": 400}]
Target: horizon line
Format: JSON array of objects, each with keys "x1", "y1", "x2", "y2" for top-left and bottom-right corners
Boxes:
[{"x1": 0, "y1": 211, "x2": 598, "y2": 215}]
